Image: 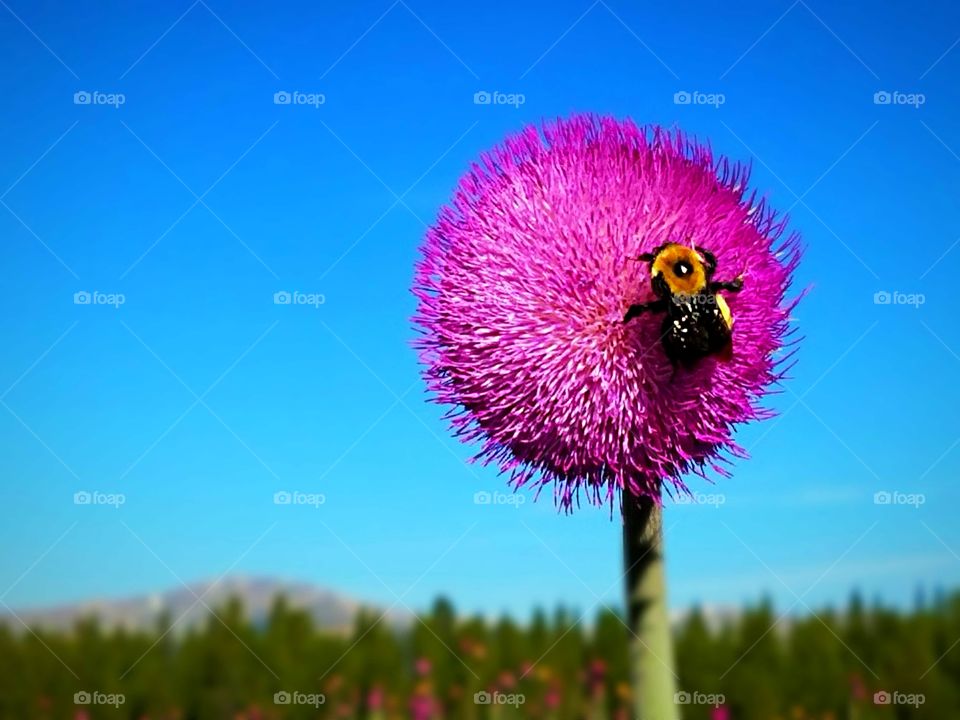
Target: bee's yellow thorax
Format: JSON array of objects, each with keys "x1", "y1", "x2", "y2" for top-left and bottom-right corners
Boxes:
[{"x1": 650, "y1": 244, "x2": 707, "y2": 295}]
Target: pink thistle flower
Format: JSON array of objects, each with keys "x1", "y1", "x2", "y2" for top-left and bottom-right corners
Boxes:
[
  {"x1": 848, "y1": 672, "x2": 867, "y2": 701},
  {"x1": 711, "y1": 705, "x2": 731, "y2": 720},
  {"x1": 409, "y1": 681, "x2": 438, "y2": 720},
  {"x1": 413, "y1": 114, "x2": 800, "y2": 509},
  {"x1": 367, "y1": 685, "x2": 384, "y2": 710},
  {"x1": 588, "y1": 658, "x2": 607, "y2": 695},
  {"x1": 414, "y1": 656, "x2": 432, "y2": 676}
]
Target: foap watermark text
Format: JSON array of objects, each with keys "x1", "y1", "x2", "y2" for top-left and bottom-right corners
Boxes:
[
  {"x1": 274, "y1": 91, "x2": 325, "y2": 108},
  {"x1": 74, "y1": 491, "x2": 125, "y2": 508},
  {"x1": 474, "y1": 91, "x2": 525, "y2": 108},
  {"x1": 274, "y1": 290, "x2": 325, "y2": 308},
  {"x1": 274, "y1": 691, "x2": 325, "y2": 707},
  {"x1": 675, "y1": 491, "x2": 726, "y2": 508},
  {"x1": 874, "y1": 91, "x2": 925, "y2": 108},
  {"x1": 874, "y1": 491, "x2": 924, "y2": 508},
  {"x1": 274, "y1": 490, "x2": 326, "y2": 508},
  {"x1": 874, "y1": 290, "x2": 924, "y2": 308},
  {"x1": 75, "y1": 691, "x2": 125, "y2": 707},
  {"x1": 474, "y1": 490, "x2": 525, "y2": 508},
  {"x1": 74, "y1": 91, "x2": 125, "y2": 108},
  {"x1": 674, "y1": 90, "x2": 725, "y2": 108},
  {"x1": 675, "y1": 691, "x2": 725, "y2": 707},
  {"x1": 474, "y1": 691, "x2": 525, "y2": 707},
  {"x1": 874, "y1": 690, "x2": 924, "y2": 707},
  {"x1": 75, "y1": 290, "x2": 125, "y2": 308}
]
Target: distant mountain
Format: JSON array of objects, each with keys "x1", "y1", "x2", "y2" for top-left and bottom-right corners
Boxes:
[
  {"x1": 670, "y1": 603, "x2": 743, "y2": 631},
  {"x1": 3, "y1": 578, "x2": 755, "y2": 636},
  {"x1": 0, "y1": 576, "x2": 411, "y2": 634}
]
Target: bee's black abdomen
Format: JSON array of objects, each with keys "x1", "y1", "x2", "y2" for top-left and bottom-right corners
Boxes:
[{"x1": 660, "y1": 293, "x2": 733, "y2": 366}]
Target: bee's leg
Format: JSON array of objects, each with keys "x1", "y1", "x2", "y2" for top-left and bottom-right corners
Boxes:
[
  {"x1": 623, "y1": 304, "x2": 649, "y2": 323},
  {"x1": 623, "y1": 299, "x2": 667, "y2": 323},
  {"x1": 709, "y1": 275, "x2": 744, "y2": 293}
]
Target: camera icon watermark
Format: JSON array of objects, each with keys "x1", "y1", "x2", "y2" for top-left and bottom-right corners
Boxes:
[
  {"x1": 74, "y1": 290, "x2": 126, "y2": 308},
  {"x1": 74, "y1": 490, "x2": 126, "y2": 509},
  {"x1": 473, "y1": 490, "x2": 525, "y2": 508},
  {"x1": 473, "y1": 90, "x2": 526, "y2": 108},
  {"x1": 74, "y1": 690, "x2": 125, "y2": 707},
  {"x1": 873, "y1": 290, "x2": 924, "y2": 308},
  {"x1": 673, "y1": 90, "x2": 725, "y2": 108},
  {"x1": 273, "y1": 490, "x2": 326, "y2": 508},
  {"x1": 273, "y1": 290, "x2": 326, "y2": 308},
  {"x1": 274, "y1": 90, "x2": 326, "y2": 108},
  {"x1": 74, "y1": 90, "x2": 126, "y2": 108},
  {"x1": 873, "y1": 490, "x2": 925, "y2": 508},
  {"x1": 873, "y1": 90, "x2": 925, "y2": 108},
  {"x1": 474, "y1": 691, "x2": 525, "y2": 707},
  {"x1": 273, "y1": 690, "x2": 325, "y2": 707}
]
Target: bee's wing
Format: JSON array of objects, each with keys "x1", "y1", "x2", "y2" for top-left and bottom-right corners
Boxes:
[
  {"x1": 714, "y1": 294, "x2": 734, "y2": 361},
  {"x1": 715, "y1": 293, "x2": 733, "y2": 330}
]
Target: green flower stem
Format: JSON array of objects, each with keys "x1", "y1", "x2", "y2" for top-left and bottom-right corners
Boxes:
[{"x1": 623, "y1": 492, "x2": 680, "y2": 720}]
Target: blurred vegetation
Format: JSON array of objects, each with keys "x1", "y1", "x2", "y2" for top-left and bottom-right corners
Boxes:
[{"x1": 0, "y1": 590, "x2": 957, "y2": 718}]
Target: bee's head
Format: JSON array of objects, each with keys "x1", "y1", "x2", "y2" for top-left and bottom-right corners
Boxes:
[{"x1": 638, "y1": 242, "x2": 711, "y2": 297}]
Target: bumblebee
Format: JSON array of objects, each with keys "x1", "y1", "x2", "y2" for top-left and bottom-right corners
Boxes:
[{"x1": 623, "y1": 242, "x2": 744, "y2": 368}]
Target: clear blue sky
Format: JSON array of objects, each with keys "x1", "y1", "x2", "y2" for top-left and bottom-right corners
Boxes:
[{"x1": 0, "y1": 0, "x2": 958, "y2": 620}]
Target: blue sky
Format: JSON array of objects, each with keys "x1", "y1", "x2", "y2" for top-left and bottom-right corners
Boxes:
[{"x1": 0, "y1": 0, "x2": 958, "y2": 621}]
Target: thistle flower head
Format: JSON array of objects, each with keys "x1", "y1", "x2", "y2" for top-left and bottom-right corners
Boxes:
[{"x1": 413, "y1": 115, "x2": 800, "y2": 511}]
